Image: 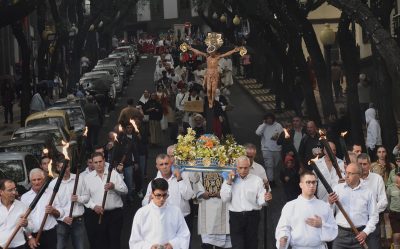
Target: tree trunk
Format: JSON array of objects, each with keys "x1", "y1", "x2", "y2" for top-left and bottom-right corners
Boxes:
[
  {"x1": 328, "y1": 0, "x2": 400, "y2": 143},
  {"x1": 337, "y1": 13, "x2": 365, "y2": 146},
  {"x1": 37, "y1": 2, "x2": 47, "y2": 81},
  {"x1": 11, "y1": 22, "x2": 31, "y2": 126}
]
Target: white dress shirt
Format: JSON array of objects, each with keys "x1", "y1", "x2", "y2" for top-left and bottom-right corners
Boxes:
[
  {"x1": 362, "y1": 172, "x2": 388, "y2": 213},
  {"x1": 332, "y1": 182, "x2": 379, "y2": 235},
  {"x1": 0, "y1": 200, "x2": 29, "y2": 248},
  {"x1": 82, "y1": 169, "x2": 128, "y2": 210},
  {"x1": 129, "y1": 202, "x2": 190, "y2": 249},
  {"x1": 249, "y1": 161, "x2": 268, "y2": 183},
  {"x1": 21, "y1": 188, "x2": 64, "y2": 233},
  {"x1": 314, "y1": 156, "x2": 344, "y2": 201},
  {"x1": 142, "y1": 172, "x2": 194, "y2": 217},
  {"x1": 255, "y1": 122, "x2": 283, "y2": 152},
  {"x1": 49, "y1": 173, "x2": 86, "y2": 220},
  {"x1": 275, "y1": 195, "x2": 338, "y2": 249},
  {"x1": 220, "y1": 173, "x2": 266, "y2": 212}
]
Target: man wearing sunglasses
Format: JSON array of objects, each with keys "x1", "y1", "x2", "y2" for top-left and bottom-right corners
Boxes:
[
  {"x1": 130, "y1": 178, "x2": 190, "y2": 249},
  {"x1": 276, "y1": 171, "x2": 338, "y2": 249}
]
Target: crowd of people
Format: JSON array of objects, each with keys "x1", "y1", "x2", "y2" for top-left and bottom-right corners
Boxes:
[{"x1": 1, "y1": 33, "x2": 400, "y2": 249}]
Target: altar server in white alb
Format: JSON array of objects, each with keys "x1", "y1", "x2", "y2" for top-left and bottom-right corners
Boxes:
[
  {"x1": 275, "y1": 171, "x2": 338, "y2": 249},
  {"x1": 129, "y1": 178, "x2": 190, "y2": 249}
]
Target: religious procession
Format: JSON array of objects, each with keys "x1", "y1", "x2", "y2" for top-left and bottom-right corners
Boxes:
[{"x1": 2, "y1": 1, "x2": 400, "y2": 249}]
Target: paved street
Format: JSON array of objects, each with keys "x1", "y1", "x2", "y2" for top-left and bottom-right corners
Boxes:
[{"x1": 92, "y1": 56, "x2": 286, "y2": 249}]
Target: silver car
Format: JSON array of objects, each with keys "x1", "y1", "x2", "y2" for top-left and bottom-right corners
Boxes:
[
  {"x1": 93, "y1": 65, "x2": 123, "y2": 93},
  {"x1": 80, "y1": 71, "x2": 117, "y2": 101},
  {"x1": 0, "y1": 152, "x2": 40, "y2": 194}
]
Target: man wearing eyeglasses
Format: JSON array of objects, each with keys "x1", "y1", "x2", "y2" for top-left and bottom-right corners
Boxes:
[
  {"x1": 275, "y1": 171, "x2": 338, "y2": 249},
  {"x1": 328, "y1": 163, "x2": 379, "y2": 249},
  {"x1": 0, "y1": 179, "x2": 30, "y2": 249},
  {"x1": 130, "y1": 178, "x2": 190, "y2": 249}
]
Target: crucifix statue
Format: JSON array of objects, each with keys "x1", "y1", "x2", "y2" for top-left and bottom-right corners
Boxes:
[{"x1": 180, "y1": 32, "x2": 247, "y2": 108}]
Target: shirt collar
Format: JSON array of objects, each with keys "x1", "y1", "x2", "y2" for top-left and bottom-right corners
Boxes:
[{"x1": 344, "y1": 180, "x2": 362, "y2": 190}]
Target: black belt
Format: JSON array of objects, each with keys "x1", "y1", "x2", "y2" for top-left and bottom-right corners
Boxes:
[
  {"x1": 338, "y1": 225, "x2": 365, "y2": 232},
  {"x1": 229, "y1": 210, "x2": 259, "y2": 215}
]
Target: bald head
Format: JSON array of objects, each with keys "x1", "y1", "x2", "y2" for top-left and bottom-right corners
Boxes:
[{"x1": 306, "y1": 121, "x2": 317, "y2": 136}]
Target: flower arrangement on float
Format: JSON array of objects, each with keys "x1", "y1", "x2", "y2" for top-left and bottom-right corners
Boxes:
[{"x1": 174, "y1": 128, "x2": 245, "y2": 172}]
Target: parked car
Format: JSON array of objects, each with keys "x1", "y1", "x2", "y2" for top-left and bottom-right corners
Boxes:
[
  {"x1": 97, "y1": 57, "x2": 128, "y2": 85},
  {"x1": 0, "y1": 134, "x2": 58, "y2": 160},
  {"x1": 80, "y1": 71, "x2": 116, "y2": 98},
  {"x1": 48, "y1": 104, "x2": 86, "y2": 137},
  {"x1": 0, "y1": 152, "x2": 40, "y2": 195},
  {"x1": 92, "y1": 65, "x2": 123, "y2": 93},
  {"x1": 12, "y1": 124, "x2": 70, "y2": 143},
  {"x1": 25, "y1": 109, "x2": 77, "y2": 140},
  {"x1": 115, "y1": 45, "x2": 137, "y2": 65}
]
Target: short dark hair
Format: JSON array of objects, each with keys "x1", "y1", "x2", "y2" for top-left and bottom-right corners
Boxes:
[
  {"x1": 156, "y1": 153, "x2": 169, "y2": 162},
  {"x1": 127, "y1": 98, "x2": 134, "y2": 106},
  {"x1": 0, "y1": 179, "x2": 14, "y2": 190},
  {"x1": 41, "y1": 156, "x2": 50, "y2": 162},
  {"x1": 151, "y1": 178, "x2": 169, "y2": 192},
  {"x1": 91, "y1": 152, "x2": 104, "y2": 160},
  {"x1": 244, "y1": 143, "x2": 257, "y2": 150},
  {"x1": 357, "y1": 153, "x2": 371, "y2": 163},
  {"x1": 94, "y1": 145, "x2": 104, "y2": 151},
  {"x1": 263, "y1": 113, "x2": 275, "y2": 122},
  {"x1": 299, "y1": 171, "x2": 316, "y2": 181}
]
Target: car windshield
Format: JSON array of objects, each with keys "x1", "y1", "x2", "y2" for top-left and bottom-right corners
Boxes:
[
  {"x1": 0, "y1": 160, "x2": 24, "y2": 183},
  {"x1": 27, "y1": 117, "x2": 65, "y2": 128},
  {"x1": 3, "y1": 144, "x2": 45, "y2": 158},
  {"x1": 63, "y1": 108, "x2": 85, "y2": 128},
  {"x1": 14, "y1": 129, "x2": 64, "y2": 141}
]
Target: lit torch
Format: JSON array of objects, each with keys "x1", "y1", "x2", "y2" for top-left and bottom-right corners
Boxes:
[
  {"x1": 42, "y1": 148, "x2": 49, "y2": 155},
  {"x1": 340, "y1": 131, "x2": 351, "y2": 164},
  {"x1": 283, "y1": 128, "x2": 290, "y2": 139},
  {"x1": 83, "y1": 126, "x2": 88, "y2": 137},
  {"x1": 129, "y1": 119, "x2": 139, "y2": 133},
  {"x1": 318, "y1": 129, "x2": 343, "y2": 180}
]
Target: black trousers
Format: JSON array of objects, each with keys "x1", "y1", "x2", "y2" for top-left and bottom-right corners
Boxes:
[
  {"x1": 229, "y1": 210, "x2": 260, "y2": 249},
  {"x1": 32, "y1": 227, "x2": 57, "y2": 249},
  {"x1": 0, "y1": 244, "x2": 27, "y2": 249},
  {"x1": 85, "y1": 208, "x2": 123, "y2": 249}
]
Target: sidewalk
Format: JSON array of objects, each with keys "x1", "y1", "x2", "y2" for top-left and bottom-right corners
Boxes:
[
  {"x1": 0, "y1": 104, "x2": 21, "y2": 142},
  {"x1": 236, "y1": 76, "x2": 346, "y2": 123}
]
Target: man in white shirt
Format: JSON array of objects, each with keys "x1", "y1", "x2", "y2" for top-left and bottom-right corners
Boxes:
[
  {"x1": 358, "y1": 153, "x2": 387, "y2": 249},
  {"x1": 255, "y1": 113, "x2": 283, "y2": 186},
  {"x1": 49, "y1": 159, "x2": 86, "y2": 249},
  {"x1": 175, "y1": 63, "x2": 187, "y2": 83},
  {"x1": 22, "y1": 168, "x2": 63, "y2": 249},
  {"x1": 276, "y1": 171, "x2": 338, "y2": 249},
  {"x1": 220, "y1": 156, "x2": 272, "y2": 249},
  {"x1": 328, "y1": 163, "x2": 379, "y2": 249},
  {"x1": 130, "y1": 178, "x2": 190, "y2": 249},
  {"x1": 81, "y1": 152, "x2": 128, "y2": 249},
  {"x1": 314, "y1": 142, "x2": 345, "y2": 201},
  {"x1": 0, "y1": 179, "x2": 29, "y2": 249},
  {"x1": 245, "y1": 143, "x2": 268, "y2": 183},
  {"x1": 142, "y1": 154, "x2": 194, "y2": 226}
]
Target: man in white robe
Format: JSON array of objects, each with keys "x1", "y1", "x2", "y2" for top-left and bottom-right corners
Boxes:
[
  {"x1": 275, "y1": 171, "x2": 338, "y2": 249},
  {"x1": 196, "y1": 172, "x2": 231, "y2": 248},
  {"x1": 130, "y1": 178, "x2": 190, "y2": 249}
]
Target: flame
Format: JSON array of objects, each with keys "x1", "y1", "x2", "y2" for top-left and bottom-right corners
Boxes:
[
  {"x1": 112, "y1": 132, "x2": 118, "y2": 142},
  {"x1": 129, "y1": 119, "x2": 139, "y2": 133},
  {"x1": 43, "y1": 148, "x2": 49, "y2": 155},
  {"x1": 318, "y1": 129, "x2": 326, "y2": 140},
  {"x1": 61, "y1": 140, "x2": 70, "y2": 160},
  {"x1": 341, "y1": 131, "x2": 348, "y2": 137},
  {"x1": 48, "y1": 159, "x2": 54, "y2": 177},
  {"x1": 283, "y1": 128, "x2": 290, "y2": 139},
  {"x1": 83, "y1": 126, "x2": 88, "y2": 137},
  {"x1": 308, "y1": 155, "x2": 320, "y2": 165}
]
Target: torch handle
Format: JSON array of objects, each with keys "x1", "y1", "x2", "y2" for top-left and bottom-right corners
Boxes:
[
  {"x1": 98, "y1": 169, "x2": 113, "y2": 224},
  {"x1": 339, "y1": 138, "x2": 351, "y2": 165},
  {"x1": 3, "y1": 209, "x2": 32, "y2": 249},
  {"x1": 68, "y1": 167, "x2": 80, "y2": 218},
  {"x1": 35, "y1": 193, "x2": 56, "y2": 243},
  {"x1": 320, "y1": 139, "x2": 343, "y2": 179}
]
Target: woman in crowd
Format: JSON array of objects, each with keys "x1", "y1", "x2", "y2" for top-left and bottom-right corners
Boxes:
[{"x1": 371, "y1": 146, "x2": 396, "y2": 184}]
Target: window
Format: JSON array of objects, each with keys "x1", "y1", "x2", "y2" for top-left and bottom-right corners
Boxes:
[
  {"x1": 0, "y1": 160, "x2": 24, "y2": 183},
  {"x1": 25, "y1": 155, "x2": 40, "y2": 174}
]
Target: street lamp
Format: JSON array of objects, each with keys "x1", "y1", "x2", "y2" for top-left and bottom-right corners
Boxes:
[
  {"x1": 233, "y1": 15, "x2": 241, "y2": 25},
  {"x1": 319, "y1": 23, "x2": 336, "y2": 100},
  {"x1": 220, "y1": 14, "x2": 227, "y2": 23}
]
